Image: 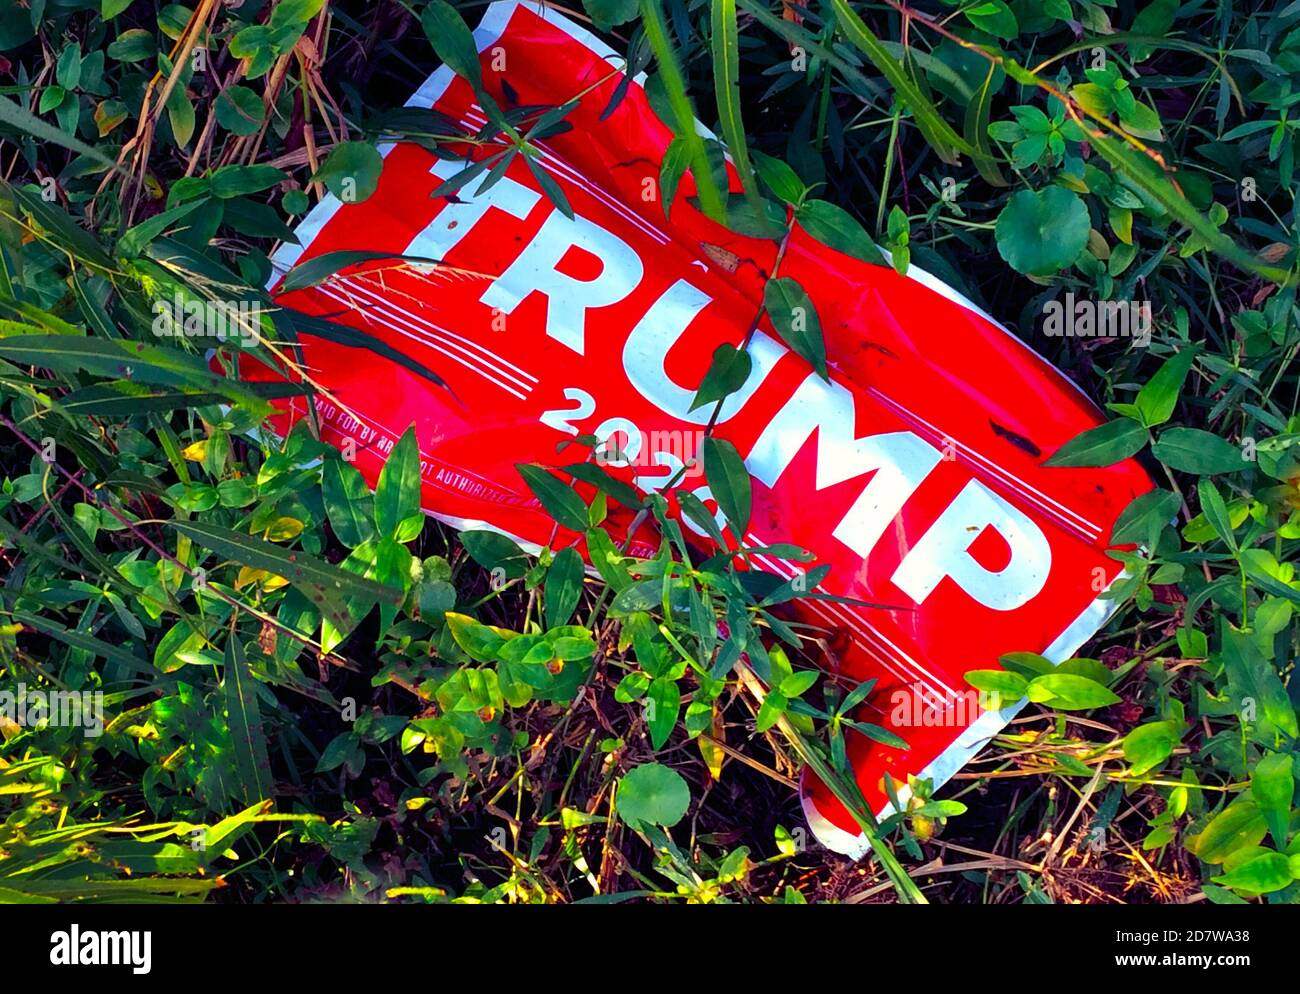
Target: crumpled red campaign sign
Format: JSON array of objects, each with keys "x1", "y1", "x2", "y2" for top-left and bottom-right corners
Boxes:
[{"x1": 254, "y1": 0, "x2": 1152, "y2": 854}]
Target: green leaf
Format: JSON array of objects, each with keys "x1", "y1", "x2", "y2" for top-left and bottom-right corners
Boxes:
[
  {"x1": 281, "y1": 250, "x2": 417, "y2": 293},
  {"x1": 545, "y1": 547, "x2": 585, "y2": 628},
  {"x1": 1110, "y1": 488, "x2": 1178, "y2": 545},
  {"x1": 0, "y1": 334, "x2": 283, "y2": 413},
  {"x1": 583, "y1": 0, "x2": 639, "y2": 28},
  {"x1": 587, "y1": 527, "x2": 634, "y2": 591},
  {"x1": 756, "y1": 688, "x2": 787, "y2": 732},
  {"x1": 995, "y1": 187, "x2": 1090, "y2": 276},
  {"x1": 215, "y1": 85, "x2": 266, "y2": 136},
  {"x1": 0, "y1": 8, "x2": 36, "y2": 51},
  {"x1": 563, "y1": 462, "x2": 645, "y2": 511},
  {"x1": 445, "y1": 612, "x2": 509, "y2": 663},
  {"x1": 322, "y1": 458, "x2": 376, "y2": 548},
  {"x1": 617, "y1": 762, "x2": 690, "y2": 828},
  {"x1": 1152, "y1": 427, "x2": 1249, "y2": 475},
  {"x1": 117, "y1": 198, "x2": 207, "y2": 257},
  {"x1": 1197, "y1": 478, "x2": 1237, "y2": 553},
  {"x1": 224, "y1": 636, "x2": 273, "y2": 805},
  {"x1": 1121, "y1": 720, "x2": 1181, "y2": 776},
  {"x1": 796, "y1": 199, "x2": 886, "y2": 266},
  {"x1": 1220, "y1": 625, "x2": 1299, "y2": 743},
  {"x1": 1191, "y1": 799, "x2": 1268, "y2": 864},
  {"x1": 1044, "y1": 417, "x2": 1147, "y2": 467},
  {"x1": 1135, "y1": 348, "x2": 1195, "y2": 427},
  {"x1": 751, "y1": 150, "x2": 806, "y2": 204},
  {"x1": 421, "y1": 0, "x2": 485, "y2": 92},
  {"x1": 375, "y1": 426, "x2": 422, "y2": 538},
  {"x1": 460, "y1": 530, "x2": 529, "y2": 579},
  {"x1": 691, "y1": 343, "x2": 753, "y2": 413},
  {"x1": 105, "y1": 29, "x2": 157, "y2": 63},
  {"x1": 311, "y1": 141, "x2": 384, "y2": 204},
  {"x1": 517, "y1": 464, "x2": 588, "y2": 533},
  {"x1": 209, "y1": 164, "x2": 285, "y2": 199},
  {"x1": 1211, "y1": 851, "x2": 1294, "y2": 896},
  {"x1": 701, "y1": 436, "x2": 751, "y2": 537},
  {"x1": 763, "y1": 277, "x2": 827, "y2": 379},
  {"x1": 1250, "y1": 752, "x2": 1294, "y2": 849},
  {"x1": 646, "y1": 677, "x2": 681, "y2": 749},
  {"x1": 1025, "y1": 672, "x2": 1121, "y2": 710},
  {"x1": 4, "y1": 608, "x2": 150, "y2": 675},
  {"x1": 964, "y1": 669, "x2": 1029, "y2": 699},
  {"x1": 59, "y1": 380, "x2": 304, "y2": 417},
  {"x1": 964, "y1": 0, "x2": 1018, "y2": 39}
]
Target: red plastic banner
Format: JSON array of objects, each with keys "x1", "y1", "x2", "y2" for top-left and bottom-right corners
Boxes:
[{"x1": 254, "y1": 0, "x2": 1152, "y2": 854}]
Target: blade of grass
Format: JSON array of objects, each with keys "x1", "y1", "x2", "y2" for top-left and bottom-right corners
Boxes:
[
  {"x1": 639, "y1": 0, "x2": 727, "y2": 223},
  {"x1": 711, "y1": 0, "x2": 761, "y2": 208}
]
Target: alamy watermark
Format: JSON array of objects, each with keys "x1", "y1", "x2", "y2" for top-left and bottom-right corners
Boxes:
[
  {"x1": 1042, "y1": 292, "x2": 1152, "y2": 346},
  {"x1": 151, "y1": 292, "x2": 261, "y2": 345},
  {"x1": 592, "y1": 426, "x2": 706, "y2": 480},
  {"x1": 890, "y1": 687, "x2": 1001, "y2": 727},
  {"x1": 0, "y1": 683, "x2": 103, "y2": 737},
  {"x1": 50, "y1": 925, "x2": 151, "y2": 974}
]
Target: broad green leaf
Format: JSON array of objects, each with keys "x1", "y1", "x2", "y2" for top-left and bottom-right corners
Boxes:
[
  {"x1": 1111, "y1": 488, "x2": 1179, "y2": 545},
  {"x1": 1135, "y1": 348, "x2": 1195, "y2": 427},
  {"x1": 517, "y1": 463, "x2": 588, "y2": 533},
  {"x1": 210, "y1": 164, "x2": 285, "y2": 199},
  {"x1": 215, "y1": 85, "x2": 266, "y2": 136},
  {"x1": 563, "y1": 462, "x2": 645, "y2": 511},
  {"x1": 964, "y1": 669, "x2": 1029, "y2": 699},
  {"x1": 617, "y1": 762, "x2": 690, "y2": 828},
  {"x1": 691, "y1": 342, "x2": 753, "y2": 411},
  {"x1": 1211, "y1": 851, "x2": 1294, "y2": 896},
  {"x1": 1044, "y1": 417, "x2": 1147, "y2": 467},
  {"x1": 582, "y1": 0, "x2": 638, "y2": 28},
  {"x1": 322, "y1": 458, "x2": 376, "y2": 548},
  {"x1": 1121, "y1": 720, "x2": 1181, "y2": 775},
  {"x1": 445, "y1": 612, "x2": 511, "y2": 662},
  {"x1": 796, "y1": 199, "x2": 886, "y2": 266},
  {"x1": 1219, "y1": 625, "x2": 1298, "y2": 742},
  {"x1": 701, "y1": 436, "x2": 751, "y2": 537},
  {"x1": 460, "y1": 529, "x2": 529, "y2": 579},
  {"x1": 763, "y1": 277, "x2": 827, "y2": 379},
  {"x1": 1152, "y1": 427, "x2": 1249, "y2": 475},
  {"x1": 995, "y1": 187, "x2": 1090, "y2": 276},
  {"x1": 646, "y1": 677, "x2": 681, "y2": 749},
  {"x1": 545, "y1": 546, "x2": 585, "y2": 628},
  {"x1": 311, "y1": 141, "x2": 384, "y2": 204},
  {"x1": 1250, "y1": 752, "x2": 1294, "y2": 848},
  {"x1": 1025, "y1": 672, "x2": 1121, "y2": 710},
  {"x1": 375, "y1": 426, "x2": 422, "y2": 538},
  {"x1": 751, "y1": 149, "x2": 806, "y2": 204},
  {"x1": 421, "y1": 0, "x2": 485, "y2": 92}
]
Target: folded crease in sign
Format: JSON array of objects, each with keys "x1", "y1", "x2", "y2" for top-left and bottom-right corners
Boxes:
[{"x1": 253, "y1": 0, "x2": 1153, "y2": 855}]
